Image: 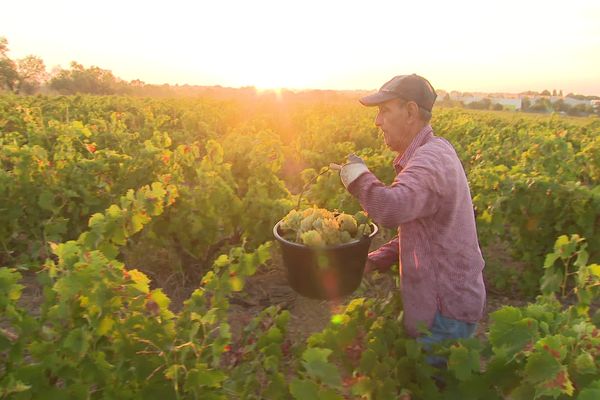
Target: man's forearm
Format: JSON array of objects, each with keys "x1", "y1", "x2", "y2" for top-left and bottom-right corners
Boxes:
[{"x1": 367, "y1": 236, "x2": 399, "y2": 271}]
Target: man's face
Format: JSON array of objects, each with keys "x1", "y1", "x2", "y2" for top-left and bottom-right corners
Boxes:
[{"x1": 375, "y1": 98, "x2": 413, "y2": 153}]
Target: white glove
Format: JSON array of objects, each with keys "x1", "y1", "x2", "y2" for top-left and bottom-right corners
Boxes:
[{"x1": 330, "y1": 154, "x2": 370, "y2": 188}]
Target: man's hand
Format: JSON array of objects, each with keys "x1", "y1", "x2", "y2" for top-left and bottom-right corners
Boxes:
[
  {"x1": 364, "y1": 259, "x2": 378, "y2": 274},
  {"x1": 329, "y1": 154, "x2": 370, "y2": 188},
  {"x1": 364, "y1": 259, "x2": 387, "y2": 274}
]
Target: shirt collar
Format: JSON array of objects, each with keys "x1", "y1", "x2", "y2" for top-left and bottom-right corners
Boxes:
[{"x1": 393, "y1": 125, "x2": 434, "y2": 171}]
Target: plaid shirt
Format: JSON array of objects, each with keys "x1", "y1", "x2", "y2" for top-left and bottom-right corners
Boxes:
[{"x1": 348, "y1": 125, "x2": 486, "y2": 337}]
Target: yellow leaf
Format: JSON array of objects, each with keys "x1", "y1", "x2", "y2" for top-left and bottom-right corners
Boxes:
[
  {"x1": 150, "y1": 289, "x2": 170, "y2": 309},
  {"x1": 345, "y1": 298, "x2": 365, "y2": 313},
  {"x1": 128, "y1": 269, "x2": 150, "y2": 293},
  {"x1": 230, "y1": 276, "x2": 244, "y2": 292},
  {"x1": 97, "y1": 317, "x2": 114, "y2": 336}
]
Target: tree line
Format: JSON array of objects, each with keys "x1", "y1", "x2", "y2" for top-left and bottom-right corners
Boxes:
[
  {"x1": 0, "y1": 37, "x2": 182, "y2": 97},
  {"x1": 2, "y1": 35, "x2": 600, "y2": 114},
  {"x1": 0, "y1": 37, "x2": 48, "y2": 94}
]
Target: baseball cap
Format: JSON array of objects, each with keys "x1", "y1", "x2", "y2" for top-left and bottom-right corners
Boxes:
[{"x1": 359, "y1": 74, "x2": 437, "y2": 111}]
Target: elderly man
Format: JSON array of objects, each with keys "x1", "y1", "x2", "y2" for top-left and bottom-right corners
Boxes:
[{"x1": 334, "y1": 74, "x2": 486, "y2": 351}]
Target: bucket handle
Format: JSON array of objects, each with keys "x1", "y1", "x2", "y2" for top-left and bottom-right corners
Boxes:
[{"x1": 296, "y1": 166, "x2": 332, "y2": 210}]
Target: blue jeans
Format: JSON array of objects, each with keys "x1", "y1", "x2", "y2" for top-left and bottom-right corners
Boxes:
[{"x1": 417, "y1": 312, "x2": 477, "y2": 367}]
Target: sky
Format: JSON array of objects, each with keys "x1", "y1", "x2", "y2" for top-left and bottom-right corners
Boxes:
[{"x1": 2, "y1": 0, "x2": 600, "y2": 95}]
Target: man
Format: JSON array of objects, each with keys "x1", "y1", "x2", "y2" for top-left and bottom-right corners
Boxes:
[{"x1": 332, "y1": 74, "x2": 486, "y2": 347}]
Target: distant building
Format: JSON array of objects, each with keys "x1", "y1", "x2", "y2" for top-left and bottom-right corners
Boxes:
[
  {"x1": 452, "y1": 95, "x2": 483, "y2": 104},
  {"x1": 562, "y1": 97, "x2": 592, "y2": 107},
  {"x1": 444, "y1": 91, "x2": 596, "y2": 114},
  {"x1": 448, "y1": 94, "x2": 522, "y2": 110},
  {"x1": 492, "y1": 98, "x2": 522, "y2": 110}
]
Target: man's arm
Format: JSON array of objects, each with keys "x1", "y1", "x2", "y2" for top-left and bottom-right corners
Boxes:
[
  {"x1": 366, "y1": 236, "x2": 399, "y2": 273},
  {"x1": 347, "y1": 151, "x2": 443, "y2": 229}
]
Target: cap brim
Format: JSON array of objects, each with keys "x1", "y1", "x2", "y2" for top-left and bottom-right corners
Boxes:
[{"x1": 359, "y1": 91, "x2": 399, "y2": 106}]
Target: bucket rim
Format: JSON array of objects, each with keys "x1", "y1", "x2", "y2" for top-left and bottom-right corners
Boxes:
[{"x1": 272, "y1": 219, "x2": 378, "y2": 250}]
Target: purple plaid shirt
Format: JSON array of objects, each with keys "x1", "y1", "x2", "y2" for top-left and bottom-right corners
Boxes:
[{"x1": 348, "y1": 125, "x2": 486, "y2": 337}]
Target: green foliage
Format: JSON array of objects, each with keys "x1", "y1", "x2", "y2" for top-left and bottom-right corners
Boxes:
[
  {"x1": 142, "y1": 140, "x2": 244, "y2": 264},
  {"x1": 1, "y1": 93, "x2": 599, "y2": 398},
  {"x1": 2, "y1": 228, "x2": 600, "y2": 397},
  {"x1": 0, "y1": 184, "x2": 276, "y2": 399},
  {"x1": 541, "y1": 235, "x2": 600, "y2": 316}
]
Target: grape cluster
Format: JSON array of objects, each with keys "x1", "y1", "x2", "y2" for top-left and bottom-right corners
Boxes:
[{"x1": 279, "y1": 207, "x2": 372, "y2": 247}]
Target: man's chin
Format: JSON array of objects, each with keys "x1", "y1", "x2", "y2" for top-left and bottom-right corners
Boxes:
[
  {"x1": 383, "y1": 139, "x2": 395, "y2": 151},
  {"x1": 383, "y1": 135, "x2": 391, "y2": 148}
]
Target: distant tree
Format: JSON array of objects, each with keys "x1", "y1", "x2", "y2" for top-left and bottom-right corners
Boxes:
[
  {"x1": 435, "y1": 94, "x2": 464, "y2": 109},
  {"x1": 552, "y1": 89, "x2": 557, "y2": 96},
  {"x1": 540, "y1": 89, "x2": 551, "y2": 96},
  {"x1": 0, "y1": 37, "x2": 9, "y2": 56},
  {"x1": 551, "y1": 99, "x2": 571, "y2": 113},
  {"x1": 16, "y1": 55, "x2": 47, "y2": 94},
  {"x1": 567, "y1": 103, "x2": 591, "y2": 116},
  {"x1": 559, "y1": 90, "x2": 563, "y2": 97},
  {"x1": 130, "y1": 79, "x2": 145, "y2": 87},
  {"x1": 521, "y1": 97, "x2": 531, "y2": 111},
  {"x1": 466, "y1": 98, "x2": 492, "y2": 110},
  {"x1": 566, "y1": 93, "x2": 600, "y2": 101},
  {"x1": 529, "y1": 97, "x2": 551, "y2": 113},
  {"x1": 49, "y1": 61, "x2": 126, "y2": 94},
  {"x1": 0, "y1": 37, "x2": 18, "y2": 92},
  {"x1": 492, "y1": 103, "x2": 504, "y2": 111},
  {"x1": 552, "y1": 99, "x2": 564, "y2": 112}
]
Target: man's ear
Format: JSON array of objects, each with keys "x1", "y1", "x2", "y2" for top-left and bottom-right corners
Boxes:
[{"x1": 406, "y1": 101, "x2": 420, "y2": 123}]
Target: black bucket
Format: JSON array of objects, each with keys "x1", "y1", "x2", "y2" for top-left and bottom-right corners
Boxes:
[{"x1": 273, "y1": 221, "x2": 378, "y2": 300}]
